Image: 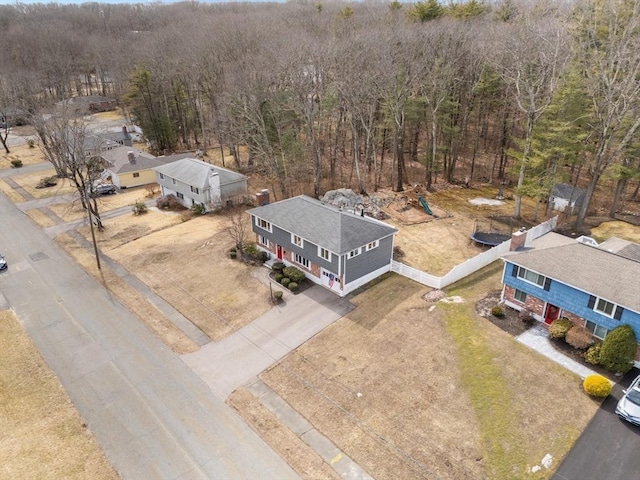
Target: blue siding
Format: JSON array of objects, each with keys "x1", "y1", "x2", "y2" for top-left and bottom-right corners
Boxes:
[{"x1": 503, "y1": 261, "x2": 640, "y2": 339}]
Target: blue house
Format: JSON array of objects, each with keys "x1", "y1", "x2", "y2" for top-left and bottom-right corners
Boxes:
[
  {"x1": 247, "y1": 195, "x2": 397, "y2": 297},
  {"x1": 501, "y1": 233, "x2": 640, "y2": 360}
]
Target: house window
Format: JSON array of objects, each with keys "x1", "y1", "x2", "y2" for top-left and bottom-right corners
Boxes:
[
  {"x1": 349, "y1": 247, "x2": 361, "y2": 258},
  {"x1": 257, "y1": 218, "x2": 272, "y2": 232},
  {"x1": 366, "y1": 240, "x2": 379, "y2": 251},
  {"x1": 172, "y1": 178, "x2": 177, "y2": 185},
  {"x1": 319, "y1": 247, "x2": 331, "y2": 261},
  {"x1": 292, "y1": 234, "x2": 303, "y2": 247},
  {"x1": 259, "y1": 235, "x2": 269, "y2": 247},
  {"x1": 294, "y1": 253, "x2": 309, "y2": 268},
  {"x1": 176, "y1": 192, "x2": 184, "y2": 199},
  {"x1": 516, "y1": 266, "x2": 546, "y2": 288},
  {"x1": 159, "y1": 173, "x2": 164, "y2": 180},
  {"x1": 585, "y1": 320, "x2": 608, "y2": 340},
  {"x1": 514, "y1": 289, "x2": 527, "y2": 303},
  {"x1": 133, "y1": 172, "x2": 140, "y2": 178},
  {"x1": 588, "y1": 295, "x2": 623, "y2": 320},
  {"x1": 190, "y1": 186, "x2": 199, "y2": 194}
]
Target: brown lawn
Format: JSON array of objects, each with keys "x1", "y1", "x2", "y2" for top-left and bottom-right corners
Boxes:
[
  {"x1": 0, "y1": 310, "x2": 119, "y2": 480},
  {"x1": 0, "y1": 143, "x2": 44, "y2": 169},
  {"x1": 251, "y1": 267, "x2": 598, "y2": 480},
  {"x1": 12, "y1": 167, "x2": 78, "y2": 199}
]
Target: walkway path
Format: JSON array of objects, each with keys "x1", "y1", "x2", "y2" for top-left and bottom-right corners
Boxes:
[{"x1": 517, "y1": 325, "x2": 598, "y2": 379}]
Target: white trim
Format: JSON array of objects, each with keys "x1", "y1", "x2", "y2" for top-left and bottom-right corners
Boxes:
[
  {"x1": 584, "y1": 319, "x2": 608, "y2": 339},
  {"x1": 515, "y1": 265, "x2": 546, "y2": 288},
  {"x1": 348, "y1": 247, "x2": 361, "y2": 258},
  {"x1": 292, "y1": 233, "x2": 304, "y2": 248},
  {"x1": 318, "y1": 246, "x2": 332, "y2": 262},
  {"x1": 593, "y1": 297, "x2": 617, "y2": 318},
  {"x1": 366, "y1": 240, "x2": 379, "y2": 251},
  {"x1": 294, "y1": 253, "x2": 309, "y2": 269},
  {"x1": 256, "y1": 217, "x2": 272, "y2": 233}
]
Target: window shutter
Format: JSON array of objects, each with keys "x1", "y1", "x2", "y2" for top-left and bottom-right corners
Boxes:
[
  {"x1": 511, "y1": 265, "x2": 518, "y2": 277},
  {"x1": 614, "y1": 306, "x2": 623, "y2": 320},
  {"x1": 587, "y1": 295, "x2": 596, "y2": 309},
  {"x1": 543, "y1": 277, "x2": 551, "y2": 291}
]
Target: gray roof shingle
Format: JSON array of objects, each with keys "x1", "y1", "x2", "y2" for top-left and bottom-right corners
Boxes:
[
  {"x1": 504, "y1": 242, "x2": 640, "y2": 312},
  {"x1": 153, "y1": 158, "x2": 247, "y2": 189},
  {"x1": 247, "y1": 195, "x2": 397, "y2": 254},
  {"x1": 101, "y1": 146, "x2": 156, "y2": 173}
]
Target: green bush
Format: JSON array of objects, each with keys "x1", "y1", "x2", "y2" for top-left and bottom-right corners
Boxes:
[
  {"x1": 583, "y1": 374, "x2": 612, "y2": 398},
  {"x1": 132, "y1": 201, "x2": 148, "y2": 216},
  {"x1": 191, "y1": 203, "x2": 206, "y2": 215},
  {"x1": 35, "y1": 176, "x2": 58, "y2": 189},
  {"x1": 280, "y1": 277, "x2": 291, "y2": 287},
  {"x1": 258, "y1": 251, "x2": 269, "y2": 262},
  {"x1": 566, "y1": 326, "x2": 595, "y2": 350},
  {"x1": 229, "y1": 250, "x2": 237, "y2": 259},
  {"x1": 548, "y1": 317, "x2": 574, "y2": 340},
  {"x1": 274, "y1": 273, "x2": 284, "y2": 283},
  {"x1": 10, "y1": 159, "x2": 23, "y2": 168},
  {"x1": 490, "y1": 305, "x2": 504, "y2": 317},
  {"x1": 585, "y1": 343, "x2": 602, "y2": 365},
  {"x1": 599, "y1": 324, "x2": 637, "y2": 374},
  {"x1": 288, "y1": 282, "x2": 298, "y2": 292},
  {"x1": 272, "y1": 261, "x2": 285, "y2": 272},
  {"x1": 27, "y1": 139, "x2": 35, "y2": 148},
  {"x1": 272, "y1": 290, "x2": 283, "y2": 302},
  {"x1": 243, "y1": 242, "x2": 259, "y2": 256},
  {"x1": 283, "y1": 266, "x2": 306, "y2": 284}
]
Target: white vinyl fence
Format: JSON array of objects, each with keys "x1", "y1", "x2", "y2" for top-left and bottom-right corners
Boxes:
[{"x1": 391, "y1": 216, "x2": 558, "y2": 290}]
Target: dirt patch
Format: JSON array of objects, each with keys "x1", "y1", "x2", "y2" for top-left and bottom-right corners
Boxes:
[
  {"x1": 475, "y1": 290, "x2": 533, "y2": 337},
  {"x1": 0, "y1": 310, "x2": 119, "y2": 479}
]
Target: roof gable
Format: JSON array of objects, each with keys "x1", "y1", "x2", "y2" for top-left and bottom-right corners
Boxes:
[
  {"x1": 247, "y1": 195, "x2": 397, "y2": 254},
  {"x1": 504, "y1": 242, "x2": 640, "y2": 312},
  {"x1": 153, "y1": 158, "x2": 247, "y2": 189}
]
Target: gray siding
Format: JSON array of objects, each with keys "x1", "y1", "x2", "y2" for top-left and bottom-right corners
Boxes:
[
  {"x1": 344, "y1": 235, "x2": 394, "y2": 283},
  {"x1": 220, "y1": 179, "x2": 247, "y2": 199}
]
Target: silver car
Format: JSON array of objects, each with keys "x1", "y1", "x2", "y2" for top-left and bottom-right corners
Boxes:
[
  {"x1": 615, "y1": 374, "x2": 640, "y2": 426},
  {"x1": 0, "y1": 255, "x2": 6, "y2": 271}
]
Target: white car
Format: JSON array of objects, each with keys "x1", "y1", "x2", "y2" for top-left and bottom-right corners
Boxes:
[
  {"x1": 0, "y1": 254, "x2": 7, "y2": 271},
  {"x1": 615, "y1": 374, "x2": 640, "y2": 426}
]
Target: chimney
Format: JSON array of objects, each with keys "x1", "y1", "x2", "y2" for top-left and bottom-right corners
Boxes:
[
  {"x1": 122, "y1": 125, "x2": 128, "y2": 134},
  {"x1": 127, "y1": 151, "x2": 135, "y2": 163},
  {"x1": 256, "y1": 189, "x2": 270, "y2": 206},
  {"x1": 510, "y1": 227, "x2": 527, "y2": 251}
]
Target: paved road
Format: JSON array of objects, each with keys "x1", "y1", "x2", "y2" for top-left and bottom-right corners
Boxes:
[
  {"x1": 552, "y1": 370, "x2": 640, "y2": 480},
  {"x1": 0, "y1": 192, "x2": 298, "y2": 479}
]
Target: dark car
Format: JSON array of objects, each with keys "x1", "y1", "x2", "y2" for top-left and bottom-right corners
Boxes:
[
  {"x1": 0, "y1": 255, "x2": 7, "y2": 271},
  {"x1": 91, "y1": 183, "x2": 117, "y2": 196}
]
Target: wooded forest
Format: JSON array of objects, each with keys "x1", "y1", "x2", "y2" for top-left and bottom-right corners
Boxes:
[{"x1": 1, "y1": 0, "x2": 639, "y2": 228}]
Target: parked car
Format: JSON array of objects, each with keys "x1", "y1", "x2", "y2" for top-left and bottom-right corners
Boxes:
[
  {"x1": 91, "y1": 183, "x2": 116, "y2": 196},
  {"x1": 615, "y1": 374, "x2": 640, "y2": 426},
  {"x1": 0, "y1": 254, "x2": 7, "y2": 271}
]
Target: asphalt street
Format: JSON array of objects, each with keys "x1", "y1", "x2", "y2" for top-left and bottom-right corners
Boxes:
[
  {"x1": 552, "y1": 370, "x2": 640, "y2": 480},
  {"x1": 0, "y1": 192, "x2": 299, "y2": 478}
]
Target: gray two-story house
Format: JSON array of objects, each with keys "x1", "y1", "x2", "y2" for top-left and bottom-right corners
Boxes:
[
  {"x1": 248, "y1": 195, "x2": 398, "y2": 296},
  {"x1": 154, "y1": 158, "x2": 248, "y2": 212}
]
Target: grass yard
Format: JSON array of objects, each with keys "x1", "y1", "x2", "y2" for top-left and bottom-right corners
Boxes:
[
  {"x1": 0, "y1": 143, "x2": 44, "y2": 169},
  {"x1": 97, "y1": 213, "x2": 272, "y2": 342},
  {"x1": 0, "y1": 310, "x2": 118, "y2": 480},
  {"x1": 253, "y1": 265, "x2": 598, "y2": 480},
  {"x1": 12, "y1": 168, "x2": 77, "y2": 199},
  {"x1": 590, "y1": 220, "x2": 640, "y2": 244}
]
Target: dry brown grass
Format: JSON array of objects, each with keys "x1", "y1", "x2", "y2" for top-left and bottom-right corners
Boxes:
[
  {"x1": 590, "y1": 220, "x2": 640, "y2": 244},
  {"x1": 260, "y1": 267, "x2": 598, "y2": 480},
  {"x1": 55, "y1": 233, "x2": 198, "y2": 354},
  {"x1": 105, "y1": 214, "x2": 272, "y2": 341},
  {"x1": 25, "y1": 208, "x2": 57, "y2": 228},
  {"x1": 0, "y1": 143, "x2": 45, "y2": 169},
  {"x1": 228, "y1": 389, "x2": 341, "y2": 480},
  {"x1": 0, "y1": 178, "x2": 25, "y2": 203},
  {"x1": 0, "y1": 310, "x2": 119, "y2": 480},
  {"x1": 12, "y1": 168, "x2": 77, "y2": 199}
]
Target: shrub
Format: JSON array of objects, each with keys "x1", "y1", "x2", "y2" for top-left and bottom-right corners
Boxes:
[
  {"x1": 191, "y1": 203, "x2": 206, "y2": 215},
  {"x1": 393, "y1": 245, "x2": 405, "y2": 259},
  {"x1": 181, "y1": 210, "x2": 193, "y2": 222},
  {"x1": 566, "y1": 326, "x2": 595, "y2": 350},
  {"x1": 229, "y1": 250, "x2": 237, "y2": 259},
  {"x1": 283, "y1": 266, "x2": 306, "y2": 284},
  {"x1": 156, "y1": 194, "x2": 187, "y2": 211},
  {"x1": 272, "y1": 262, "x2": 285, "y2": 272},
  {"x1": 258, "y1": 251, "x2": 269, "y2": 262},
  {"x1": 548, "y1": 317, "x2": 574, "y2": 340},
  {"x1": 10, "y1": 159, "x2": 22, "y2": 168},
  {"x1": 274, "y1": 273, "x2": 284, "y2": 283},
  {"x1": 229, "y1": 246, "x2": 237, "y2": 253},
  {"x1": 280, "y1": 277, "x2": 291, "y2": 287},
  {"x1": 490, "y1": 305, "x2": 504, "y2": 317},
  {"x1": 243, "y1": 243, "x2": 259, "y2": 256},
  {"x1": 132, "y1": 201, "x2": 148, "y2": 216},
  {"x1": 585, "y1": 343, "x2": 602, "y2": 365},
  {"x1": 519, "y1": 309, "x2": 535, "y2": 326},
  {"x1": 583, "y1": 374, "x2": 612, "y2": 398},
  {"x1": 272, "y1": 290, "x2": 283, "y2": 303},
  {"x1": 35, "y1": 176, "x2": 58, "y2": 189},
  {"x1": 27, "y1": 139, "x2": 35, "y2": 148},
  {"x1": 599, "y1": 324, "x2": 637, "y2": 374},
  {"x1": 288, "y1": 282, "x2": 298, "y2": 292}
]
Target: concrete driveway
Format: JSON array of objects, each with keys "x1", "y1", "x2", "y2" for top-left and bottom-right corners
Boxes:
[
  {"x1": 183, "y1": 285, "x2": 354, "y2": 399},
  {"x1": 552, "y1": 369, "x2": 640, "y2": 480},
  {"x1": 0, "y1": 191, "x2": 299, "y2": 479}
]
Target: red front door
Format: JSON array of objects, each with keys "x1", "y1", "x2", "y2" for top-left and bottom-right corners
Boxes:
[
  {"x1": 277, "y1": 245, "x2": 283, "y2": 260},
  {"x1": 544, "y1": 304, "x2": 560, "y2": 325}
]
